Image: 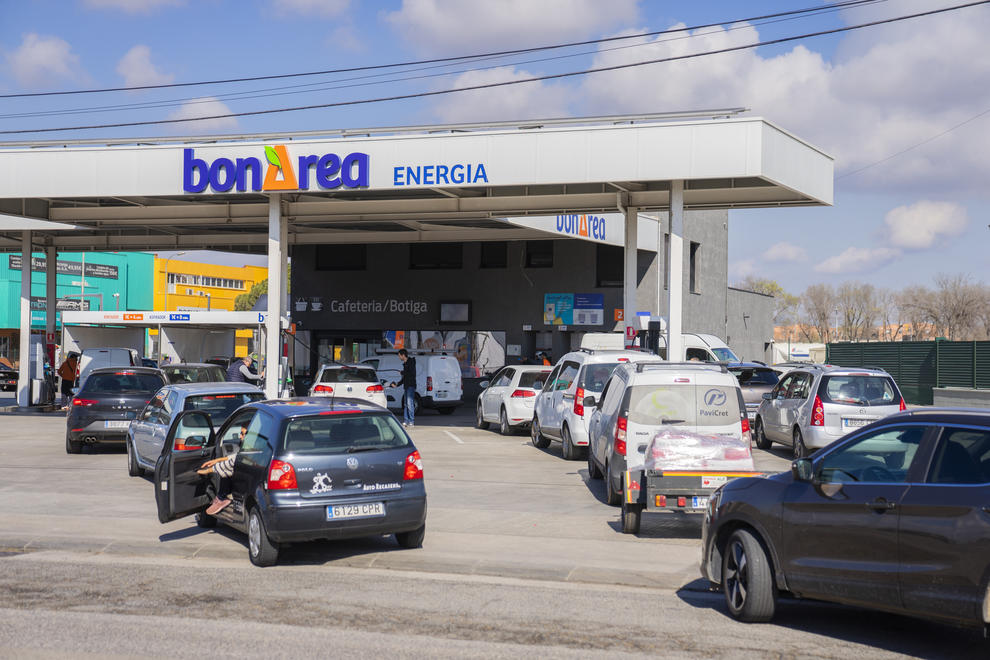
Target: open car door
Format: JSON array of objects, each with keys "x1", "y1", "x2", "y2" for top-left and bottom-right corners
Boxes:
[{"x1": 154, "y1": 410, "x2": 216, "y2": 523}]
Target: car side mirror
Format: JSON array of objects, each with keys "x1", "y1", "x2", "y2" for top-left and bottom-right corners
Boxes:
[
  {"x1": 583, "y1": 396, "x2": 597, "y2": 408},
  {"x1": 791, "y1": 458, "x2": 814, "y2": 482},
  {"x1": 479, "y1": 381, "x2": 490, "y2": 389},
  {"x1": 762, "y1": 392, "x2": 772, "y2": 400}
]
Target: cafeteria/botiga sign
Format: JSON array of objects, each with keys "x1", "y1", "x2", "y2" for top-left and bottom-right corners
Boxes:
[{"x1": 8, "y1": 255, "x2": 119, "y2": 279}]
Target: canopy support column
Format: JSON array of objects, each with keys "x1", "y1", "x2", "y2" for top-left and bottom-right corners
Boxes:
[
  {"x1": 623, "y1": 206, "x2": 638, "y2": 346},
  {"x1": 17, "y1": 232, "x2": 32, "y2": 407},
  {"x1": 666, "y1": 180, "x2": 684, "y2": 362},
  {"x1": 266, "y1": 194, "x2": 283, "y2": 399},
  {"x1": 45, "y1": 246, "x2": 57, "y2": 362}
]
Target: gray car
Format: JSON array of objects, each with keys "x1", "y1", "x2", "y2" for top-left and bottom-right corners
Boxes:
[
  {"x1": 161, "y1": 363, "x2": 226, "y2": 384},
  {"x1": 753, "y1": 365, "x2": 905, "y2": 458},
  {"x1": 126, "y1": 381, "x2": 264, "y2": 476},
  {"x1": 727, "y1": 362, "x2": 780, "y2": 423}
]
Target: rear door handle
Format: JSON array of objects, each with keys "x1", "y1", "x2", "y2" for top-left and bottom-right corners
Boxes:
[{"x1": 867, "y1": 498, "x2": 897, "y2": 512}]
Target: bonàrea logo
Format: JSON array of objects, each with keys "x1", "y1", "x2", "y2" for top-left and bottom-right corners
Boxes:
[{"x1": 183, "y1": 145, "x2": 369, "y2": 193}]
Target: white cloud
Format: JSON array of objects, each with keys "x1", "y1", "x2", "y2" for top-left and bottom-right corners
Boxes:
[
  {"x1": 763, "y1": 241, "x2": 807, "y2": 262},
  {"x1": 814, "y1": 247, "x2": 901, "y2": 274},
  {"x1": 116, "y1": 45, "x2": 174, "y2": 88},
  {"x1": 729, "y1": 259, "x2": 757, "y2": 280},
  {"x1": 84, "y1": 0, "x2": 183, "y2": 12},
  {"x1": 165, "y1": 98, "x2": 238, "y2": 134},
  {"x1": 273, "y1": 0, "x2": 350, "y2": 18},
  {"x1": 386, "y1": 0, "x2": 638, "y2": 54},
  {"x1": 433, "y1": 66, "x2": 570, "y2": 124},
  {"x1": 883, "y1": 200, "x2": 968, "y2": 250},
  {"x1": 5, "y1": 33, "x2": 83, "y2": 88}
]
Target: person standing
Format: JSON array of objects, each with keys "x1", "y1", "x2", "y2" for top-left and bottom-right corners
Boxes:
[
  {"x1": 226, "y1": 356, "x2": 265, "y2": 384},
  {"x1": 57, "y1": 352, "x2": 79, "y2": 409},
  {"x1": 389, "y1": 349, "x2": 417, "y2": 427}
]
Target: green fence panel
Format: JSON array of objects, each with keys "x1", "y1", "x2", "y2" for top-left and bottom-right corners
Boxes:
[
  {"x1": 936, "y1": 341, "x2": 975, "y2": 389},
  {"x1": 827, "y1": 341, "x2": 936, "y2": 405},
  {"x1": 977, "y1": 343, "x2": 990, "y2": 390}
]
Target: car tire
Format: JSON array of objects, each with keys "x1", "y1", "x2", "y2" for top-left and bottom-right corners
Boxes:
[
  {"x1": 65, "y1": 431, "x2": 82, "y2": 454},
  {"x1": 793, "y1": 428, "x2": 807, "y2": 459},
  {"x1": 561, "y1": 425, "x2": 576, "y2": 460},
  {"x1": 605, "y1": 461, "x2": 621, "y2": 506},
  {"x1": 722, "y1": 528, "x2": 777, "y2": 622},
  {"x1": 621, "y1": 502, "x2": 643, "y2": 534},
  {"x1": 395, "y1": 524, "x2": 426, "y2": 549},
  {"x1": 531, "y1": 416, "x2": 550, "y2": 449},
  {"x1": 754, "y1": 418, "x2": 772, "y2": 450},
  {"x1": 414, "y1": 395, "x2": 421, "y2": 415},
  {"x1": 587, "y1": 447, "x2": 603, "y2": 479},
  {"x1": 499, "y1": 408, "x2": 513, "y2": 436},
  {"x1": 126, "y1": 439, "x2": 143, "y2": 477},
  {"x1": 475, "y1": 403, "x2": 489, "y2": 430},
  {"x1": 196, "y1": 512, "x2": 217, "y2": 529},
  {"x1": 247, "y1": 507, "x2": 279, "y2": 567}
]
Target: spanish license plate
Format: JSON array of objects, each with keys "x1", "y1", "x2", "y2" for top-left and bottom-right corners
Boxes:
[
  {"x1": 842, "y1": 418, "x2": 870, "y2": 428},
  {"x1": 437, "y1": 390, "x2": 447, "y2": 399},
  {"x1": 104, "y1": 420, "x2": 130, "y2": 429},
  {"x1": 691, "y1": 496, "x2": 709, "y2": 509},
  {"x1": 327, "y1": 502, "x2": 385, "y2": 521}
]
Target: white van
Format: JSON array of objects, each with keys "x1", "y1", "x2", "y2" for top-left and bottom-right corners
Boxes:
[
  {"x1": 360, "y1": 352, "x2": 463, "y2": 415},
  {"x1": 659, "y1": 333, "x2": 739, "y2": 363},
  {"x1": 77, "y1": 347, "x2": 141, "y2": 388}
]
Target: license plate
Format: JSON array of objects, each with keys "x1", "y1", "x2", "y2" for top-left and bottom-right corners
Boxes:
[
  {"x1": 104, "y1": 420, "x2": 130, "y2": 429},
  {"x1": 691, "y1": 496, "x2": 709, "y2": 509},
  {"x1": 842, "y1": 418, "x2": 871, "y2": 428},
  {"x1": 701, "y1": 475, "x2": 727, "y2": 488},
  {"x1": 327, "y1": 502, "x2": 385, "y2": 520},
  {"x1": 437, "y1": 390, "x2": 447, "y2": 398}
]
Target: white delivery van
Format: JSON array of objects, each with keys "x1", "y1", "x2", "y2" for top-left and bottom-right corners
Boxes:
[
  {"x1": 361, "y1": 352, "x2": 463, "y2": 415},
  {"x1": 632, "y1": 332, "x2": 739, "y2": 363},
  {"x1": 77, "y1": 347, "x2": 141, "y2": 388}
]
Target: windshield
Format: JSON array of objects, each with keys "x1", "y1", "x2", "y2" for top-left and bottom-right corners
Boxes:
[
  {"x1": 83, "y1": 372, "x2": 165, "y2": 395},
  {"x1": 164, "y1": 366, "x2": 225, "y2": 383},
  {"x1": 183, "y1": 393, "x2": 264, "y2": 421},
  {"x1": 519, "y1": 370, "x2": 552, "y2": 389},
  {"x1": 820, "y1": 375, "x2": 898, "y2": 406},
  {"x1": 730, "y1": 367, "x2": 779, "y2": 386},
  {"x1": 579, "y1": 362, "x2": 624, "y2": 393},
  {"x1": 712, "y1": 347, "x2": 739, "y2": 362},
  {"x1": 282, "y1": 413, "x2": 410, "y2": 455},
  {"x1": 319, "y1": 367, "x2": 378, "y2": 383},
  {"x1": 625, "y1": 384, "x2": 741, "y2": 427}
]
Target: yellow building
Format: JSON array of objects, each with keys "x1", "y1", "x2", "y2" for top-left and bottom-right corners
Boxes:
[{"x1": 152, "y1": 256, "x2": 268, "y2": 357}]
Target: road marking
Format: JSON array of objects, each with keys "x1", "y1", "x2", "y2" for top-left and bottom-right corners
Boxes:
[{"x1": 443, "y1": 430, "x2": 464, "y2": 444}]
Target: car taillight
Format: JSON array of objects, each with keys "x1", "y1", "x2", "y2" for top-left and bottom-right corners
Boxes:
[
  {"x1": 426, "y1": 376, "x2": 433, "y2": 392},
  {"x1": 366, "y1": 384, "x2": 384, "y2": 393},
  {"x1": 72, "y1": 398, "x2": 97, "y2": 406},
  {"x1": 899, "y1": 398, "x2": 906, "y2": 411},
  {"x1": 510, "y1": 389, "x2": 536, "y2": 398},
  {"x1": 267, "y1": 460, "x2": 297, "y2": 490},
  {"x1": 574, "y1": 387, "x2": 585, "y2": 416},
  {"x1": 615, "y1": 416, "x2": 627, "y2": 456},
  {"x1": 174, "y1": 437, "x2": 199, "y2": 451},
  {"x1": 313, "y1": 384, "x2": 333, "y2": 393},
  {"x1": 740, "y1": 416, "x2": 752, "y2": 444},
  {"x1": 811, "y1": 395, "x2": 825, "y2": 426},
  {"x1": 404, "y1": 450, "x2": 423, "y2": 480}
]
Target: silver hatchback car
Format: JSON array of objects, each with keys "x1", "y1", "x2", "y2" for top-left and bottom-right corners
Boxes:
[{"x1": 753, "y1": 365, "x2": 906, "y2": 458}]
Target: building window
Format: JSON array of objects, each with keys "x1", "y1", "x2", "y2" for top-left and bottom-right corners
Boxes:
[
  {"x1": 689, "y1": 241, "x2": 700, "y2": 293},
  {"x1": 480, "y1": 242, "x2": 507, "y2": 269},
  {"x1": 595, "y1": 244, "x2": 623, "y2": 287},
  {"x1": 316, "y1": 244, "x2": 367, "y2": 271},
  {"x1": 525, "y1": 240, "x2": 553, "y2": 268},
  {"x1": 410, "y1": 242, "x2": 462, "y2": 269}
]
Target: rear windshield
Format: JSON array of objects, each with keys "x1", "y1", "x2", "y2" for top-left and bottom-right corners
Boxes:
[
  {"x1": 83, "y1": 372, "x2": 164, "y2": 394},
  {"x1": 433, "y1": 358, "x2": 461, "y2": 380},
  {"x1": 519, "y1": 370, "x2": 552, "y2": 389},
  {"x1": 282, "y1": 413, "x2": 410, "y2": 455},
  {"x1": 712, "y1": 347, "x2": 739, "y2": 362},
  {"x1": 579, "y1": 362, "x2": 625, "y2": 393},
  {"x1": 819, "y1": 375, "x2": 898, "y2": 406},
  {"x1": 625, "y1": 384, "x2": 742, "y2": 427},
  {"x1": 164, "y1": 366, "x2": 225, "y2": 383},
  {"x1": 320, "y1": 367, "x2": 378, "y2": 383},
  {"x1": 730, "y1": 367, "x2": 779, "y2": 386},
  {"x1": 183, "y1": 393, "x2": 264, "y2": 421}
]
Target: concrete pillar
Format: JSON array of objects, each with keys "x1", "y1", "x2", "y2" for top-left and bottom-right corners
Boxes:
[
  {"x1": 45, "y1": 246, "x2": 57, "y2": 355},
  {"x1": 17, "y1": 232, "x2": 32, "y2": 406},
  {"x1": 667, "y1": 181, "x2": 684, "y2": 361},
  {"x1": 266, "y1": 194, "x2": 283, "y2": 399},
  {"x1": 623, "y1": 206, "x2": 638, "y2": 345}
]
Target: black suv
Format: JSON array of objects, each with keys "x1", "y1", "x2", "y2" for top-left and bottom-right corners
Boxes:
[
  {"x1": 702, "y1": 408, "x2": 990, "y2": 632},
  {"x1": 155, "y1": 398, "x2": 427, "y2": 566},
  {"x1": 66, "y1": 366, "x2": 165, "y2": 453}
]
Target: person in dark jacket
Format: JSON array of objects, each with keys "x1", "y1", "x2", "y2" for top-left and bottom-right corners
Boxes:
[
  {"x1": 226, "y1": 356, "x2": 264, "y2": 383},
  {"x1": 389, "y1": 349, "x2": 417, "y2": 427}
]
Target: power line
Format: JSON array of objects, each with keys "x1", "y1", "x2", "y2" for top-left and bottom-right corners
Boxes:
[
  {"x1": 0, "y1": 0, "x2": 882, "y2": 100},
  {"x1": 1, "y1": 0, "x2": 984, "y2": 137}
]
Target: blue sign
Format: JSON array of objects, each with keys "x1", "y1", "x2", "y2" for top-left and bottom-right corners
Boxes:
[
  {"x1": 574, "y1": 293, "x2": 604, "y2": 326},
  {"x1": 169, "y1": 313, "x2": 190, "y2": 321},
  {"x1": 543, "y1": 294, "x2": 573, "y2": 325},
  {"x1": 393, "y1": 163, "x2": 488, "y2": 186}
]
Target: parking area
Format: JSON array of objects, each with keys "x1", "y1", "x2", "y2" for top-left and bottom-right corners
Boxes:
[{"x1": 0, "y1": 406, "x2": 791, "y2": 586}]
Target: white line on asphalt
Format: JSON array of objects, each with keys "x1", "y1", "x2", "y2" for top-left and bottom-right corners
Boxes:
[{"x1": 443, "y1": 430, "x2": 464, "y2": 444}]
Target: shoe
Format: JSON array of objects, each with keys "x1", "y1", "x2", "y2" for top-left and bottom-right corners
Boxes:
[{"x1": 205, "y1": 497, "x2": 232, "y2": 516}]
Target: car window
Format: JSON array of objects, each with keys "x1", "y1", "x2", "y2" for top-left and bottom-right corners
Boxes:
[
  {"x1": 184, "y1": 392, "x2": 264, "y2": 423},
  {"x1": 820, "y1": 374, "x2": 898, "y2": 406},
  {"x1": 362, "y1": 359, "x2": 380, "y2": 370},
  {"x1": 240, "y1": 411, "x2": 274, "y2": 452},
  {"x1": 82, "y1": 372, "x2": 165, "y2": 394},
  {"x1": 143, "y1": 391, "x2": 166, "y2": 422},
  {"x1": 625, "y1": 384, "x2": 741, "y2": 427},
  {"x1": 220, "y1": 410, "x2": 258, "y2": 449},
  {"x1": 788, "y1": 373, "x2": 811, "y2": 400},
  {"x1": 494, "y1": 369, "x2": 514, "y2": 387},
  {"x1": 164, "y1": 366, "x2": 225, "y2": 383},
  {"x1": 543, "y1": 364, "x2": 562, "y2": 392},
  {"x1": 319, "y1": 367, "x2": 378, "y2": 383},
  {"x1": 579, "y1": 363, "x2": 622, "y2": 393},
  {"x1": 282, "y1": 412, "x2": 410, "y2": 455},
  {"x1": 171, "y1": 412, "x2": 216, "y2": 450},
  {"x1": 712, "y1": 347, "x2": 739, "y2": 362},
  {"x1": 730, "y1": 368, "x2": 779, "y2": 387},
  {"x1": 519, "y1": 370, "x2": 551, "y2": 389},
  {"x1": 487, "y1": 368, "x2": 505, "y2": 385},
  {"x1": 818, "y1": 426, "x2": 926, "y2": 484},
  {"x1": 773, "y1": 373, "x2": 795, "y2": 398},
  {"x1": 686, "y1": 348, "x2": 712, "y2": 362},
  {"x1": 555, "y1": 361, "x2": 579, "y2": 391},
  {"x1": 927, "y1": 428, "x2": 990, "y2": 485},
  {"x1": 601, "y1": 376, "x2": 625, "y2": 414}
]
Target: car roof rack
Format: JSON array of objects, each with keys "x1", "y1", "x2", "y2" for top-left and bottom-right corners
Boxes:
[{"x1": 634, "y1": 361, "x2": 728, "y2": 374}]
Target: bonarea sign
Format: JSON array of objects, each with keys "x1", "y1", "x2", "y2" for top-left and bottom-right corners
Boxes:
[{"x1": 500, "y1": 213, "x2": 664, "y2": 251}]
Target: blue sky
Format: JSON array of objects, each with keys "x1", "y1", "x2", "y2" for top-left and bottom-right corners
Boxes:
[{"x1": 2, "y1": 0, "x2": 988, "y2": 293}]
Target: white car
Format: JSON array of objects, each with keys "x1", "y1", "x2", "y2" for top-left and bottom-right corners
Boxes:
[
  {"x1": 361, "y1": 353, "x2": 462, "y2": 414},
  {"x1": 308, "y1": 363, "x2": 387, "y2": 408},
  {"x1": 531, "y1": 347, "x2": 654, "y2": 460},
  {"x1": 475, "y1": 365, "x2": 552, "y2": 435}
]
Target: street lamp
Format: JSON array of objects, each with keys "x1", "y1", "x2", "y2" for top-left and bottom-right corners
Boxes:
[{"x1": 161, "y1": 251, "x2": 187, "y2": 311}]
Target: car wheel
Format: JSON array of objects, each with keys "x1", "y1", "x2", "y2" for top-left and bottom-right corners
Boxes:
[
  {"x1": 475, "y1": 403, "x2": 489, "y2": 430},
  {"x1": 531, "y1": 416, "x2": 550, "y2": 449},
  {"x1": 605, "y1": 461, "x2": 621, "y2": 506},
  {"x1": 722, "y1": 528, "x2": 777, "y2": 622},
  {"x1": 587, "y1": 446, "x2": 603, "y2": 479},
  {"x1": 395, "y1": 524, "x2": 426, "y2": 549},
  {"x1": 793, "y1": 428, "x2": 807, "y2": 459},
  {"x1": 499, "y1": 408, "x2": 513, "y2": 436},
  {"x1": 126, "y1": 439, "x2": 143, "y2": 477},
  {"x1": 65, "y1": 431, "x2": 82, "y2": 454},
  {"x1": 754, "y1": 418, "x2": 772, "y2": 450},
  {"x1": 414, "y1": 395, "x2": 421, "y2": 415},
  {"x1": 247, "y1": 507, "x2": 279, "y2": 567},
  {"x1": 561, "y1": 425, "x2": 575, "y2": 460},
  {"x1": 196, "y1": 512, "x2": 217, "y2": 528},
  {"x1": 621, "y1": 502, "x2": 643, "y2": 534}
]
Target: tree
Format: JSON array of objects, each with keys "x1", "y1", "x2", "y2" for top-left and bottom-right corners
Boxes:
[
  {"x1": 800, "y1": 283, "x2": 836, "y2": 342},
  {"x1": 932, "y1": 273, "x2": 984, "y2": 340},
  {"x1": 736, "y1": 276, "x2": 799, "y2": 326},
  {"x1": 234, "y1": 266, "x2": 289, "y2": 311},
  {"x1": 835, "y1": 281, "x2": 877, "y2": 342},
  {"x1": 875, "y1": 288, "x2": 904, "y2": 341}
]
